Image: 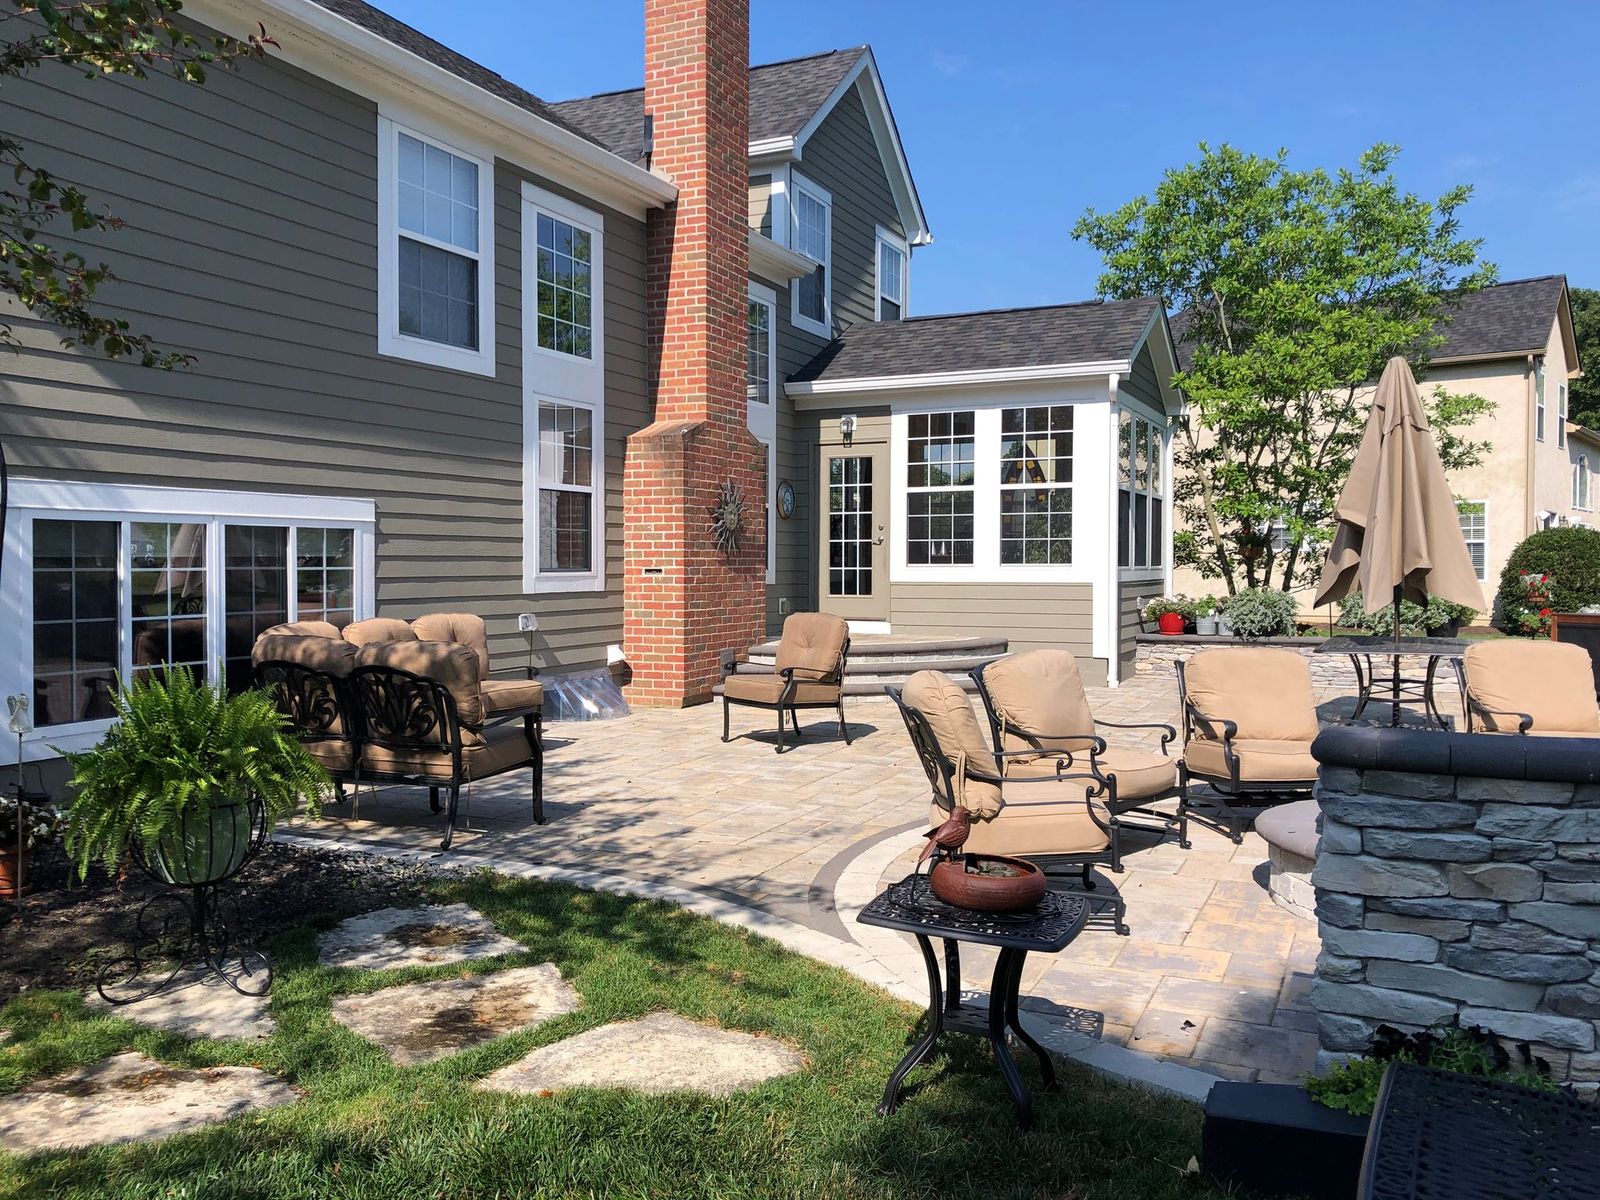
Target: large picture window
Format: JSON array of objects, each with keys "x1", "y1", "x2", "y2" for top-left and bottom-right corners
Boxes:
[
  {"x1": 906, "y1": 411, "x2": 976, "y2": 565},
  {"x1": 1118, "y1": 411, "x2": 1166, "y2": 571},
  {"x1": 378, "y1": 116, "x2": 494, "y2": 375},
  {"x1": 999, "y1": 406, "x2": 1073, "y2": 564}
]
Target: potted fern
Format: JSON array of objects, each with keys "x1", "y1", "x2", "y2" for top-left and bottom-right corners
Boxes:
[{"x1": 63, "y1": 669, "x2": 328, "y2": 886}]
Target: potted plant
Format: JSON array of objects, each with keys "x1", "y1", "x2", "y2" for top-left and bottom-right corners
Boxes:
[
  {"x1": 0, "y1": 790, "x2": 60, "y2": 898},
  {"x1": 1215, "y1": 595, "x2": 1235, "y2": 636},
  {"x1": 1143, "y1": 596, "x2": 1193, "y2": 636},
  {"x1": 63, "y1": 669, "x2": 328, "y2": 885},
  {"x1": 1194, "y1": 595, "x2": 1220, "y2": 636}
]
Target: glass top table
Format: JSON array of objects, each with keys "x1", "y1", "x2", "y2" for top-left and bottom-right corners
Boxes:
[{"x1": 1315, "y1": 636, "x2": 1471, "y2": 729}]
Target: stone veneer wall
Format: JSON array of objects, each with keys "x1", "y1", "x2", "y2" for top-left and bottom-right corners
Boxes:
[
  {"x1": 1134, "y1": 635, "x2": 1360, "y2": 690},
  {"x1": 1309, "y1": 726, "x2": 1600, "y2": 1094}
]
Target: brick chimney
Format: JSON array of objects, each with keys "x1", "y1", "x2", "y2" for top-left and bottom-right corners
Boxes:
[{"x1": 622, "y1": 0, "x2": 766, "y2": 707}]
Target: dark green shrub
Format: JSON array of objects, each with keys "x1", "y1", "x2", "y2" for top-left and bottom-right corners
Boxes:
[
  {"x1": 1495, "y1": 527, "x2": 1600, "y2": 632},
  {"x1": 1338, "y1": 589, "x2": 1477, "y2": 635}
]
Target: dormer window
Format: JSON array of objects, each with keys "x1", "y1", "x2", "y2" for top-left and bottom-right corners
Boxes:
[
  {"x1": 791, "y1": 173, "x2": 831, "y2": 337},
  {"x1": 876, "y1": 227, "x2": 907, "y2": 321}
]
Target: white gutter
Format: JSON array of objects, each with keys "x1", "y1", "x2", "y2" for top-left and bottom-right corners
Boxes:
[
  {"x1": 748, "y1": 230, "x2": 814, "y2": 283},
  {"x1": 787, "y1": 359, "x2": 1133, "y2": 399}
]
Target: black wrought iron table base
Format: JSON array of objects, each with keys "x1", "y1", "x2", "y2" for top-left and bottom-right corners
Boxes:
[
  {"x1": 881, "y1": 935, "x2": 1055, "y2": 1127},
  {"x1": 96, "y1": 884, "x2": 272, "y2": 1006}
]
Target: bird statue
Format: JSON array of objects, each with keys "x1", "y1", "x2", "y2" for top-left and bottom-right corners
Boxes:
[{"x1": 918, "y1": 806, "x2": 973, "y2": 865}]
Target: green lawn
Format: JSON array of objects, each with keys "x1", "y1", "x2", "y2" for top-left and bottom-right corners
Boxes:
[{"x1": 1, "y1": 872, "x2": 1255, "y2": 1200}]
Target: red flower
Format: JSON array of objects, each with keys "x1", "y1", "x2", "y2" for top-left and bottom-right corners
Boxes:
[{"x1": 1541, "y1": 607, "x2": 1554, "y2": 616}]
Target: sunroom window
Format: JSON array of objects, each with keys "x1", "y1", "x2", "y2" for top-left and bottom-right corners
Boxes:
[
  {"x1": 999, "y1": 406, "x2": 1073, "y2": 564},
  {"x1": 1118, "y1": 411, "x2": 1165, "y2": 571},
  {"x1": 906, "y1": 411, "x2": 976, "y2": 565}
]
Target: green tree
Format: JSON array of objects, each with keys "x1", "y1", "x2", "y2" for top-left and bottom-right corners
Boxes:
[
  {"x1": 1569, "y1": 286, "x2": 1600, "y2": 428},
  {"x1": 1074, "y1": 143, "x2": 1496, "y2": 593}
]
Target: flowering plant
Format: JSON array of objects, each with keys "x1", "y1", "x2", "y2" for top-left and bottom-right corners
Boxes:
[
  {"x1": 0, "y1": 791, "x2": 61, "y2": 851},
  {"x1": 1508, "y1": 571, "x2": 1555, "y2": 638},
  {"x1": 1142, "y1": 595, "x2": 1195, "y2": 622}
]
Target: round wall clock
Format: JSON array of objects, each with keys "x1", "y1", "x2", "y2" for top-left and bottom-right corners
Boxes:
[{"x1": 775, "y1": 480, "x2": 796, "y2": 520}]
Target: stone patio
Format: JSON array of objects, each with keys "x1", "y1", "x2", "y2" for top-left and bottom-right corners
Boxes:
[{"x1": 282, "y1": 669, "x2": 1440, "y2": 1089}]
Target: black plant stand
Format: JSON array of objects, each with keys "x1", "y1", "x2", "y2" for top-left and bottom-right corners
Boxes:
[
  {"x1": 96, "y1": 799, "x2": 273, "y2": 1005},
  {"x1": 856, "y1": 873, "x2": 1088, "y2": 1129}
]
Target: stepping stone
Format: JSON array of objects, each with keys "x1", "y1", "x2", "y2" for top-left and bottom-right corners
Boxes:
[
  {"x1": 0, "y1": 1052, "x2": 297, "y2": 1153},
  {"x1": 480, "y1": 1012, "x2": 803, "y2": 1097},
  {"x1": 331, "y1": 964, "x2": 580, "y2": 1065},
  {"x1": 86, "y1": 967, "x2": 274, "y2": 1041},
  {"x1": 318, "y1": 903, "x2": 525, "y2": 970}
]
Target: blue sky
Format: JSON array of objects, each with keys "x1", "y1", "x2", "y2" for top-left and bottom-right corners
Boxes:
[{"x1": 378, "y1": 1, "x2": 1600, "y2": 317}]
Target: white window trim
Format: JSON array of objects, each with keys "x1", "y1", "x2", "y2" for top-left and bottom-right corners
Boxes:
[
  {"x1": 1457, "y1": 497, "x2": 1489, "y2": 582},
  {"x1": 789, "y1": 171, "x2": 832, "y2": 338},
  {"x1": 1116, "y1": 400, "x2": 1170, "y2": 580},
  {"x1": 2, "y1": 479, "x2": 377, "y2": 762},
  {"x1": 522, "y1": 183, "x2": 606, "y2": 593},
  {"x1": 887, "y1": 382, "x2": 1113, "y2": 585},
  {"x1": 1535, "y1": 360, "x2": 1546, "y2": 442},
  {"x1": 875, "y1": 225, "x2": 908, "y2": 321},
  {"x1": 1558, "y1": 384, "x2": 1569, "y2": 449},
  {"x1": 748, "y1": 281, "x2": 778, "y2": 585},
  {"x1": 376, "y1": 113, "x2": 497, "y2": 377},
  {"x1": 1574, "y1": 459, "x2": 1591, "y2": 513}
]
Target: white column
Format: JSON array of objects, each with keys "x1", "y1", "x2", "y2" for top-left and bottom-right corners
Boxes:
[{"x1": 1097, "y1": 374, "x2": 1122, "y2": 686}]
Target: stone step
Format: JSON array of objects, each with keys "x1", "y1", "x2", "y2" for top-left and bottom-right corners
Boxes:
[
  {"x1": 713, "y1": 673, "x2": 980, "y2": 699},
  {"x1": 732, "y1": 654, "x2": 998, "y2": 679},
  {"x1": 746, "y1": 633, "x2": 1008, "y2": 665}
]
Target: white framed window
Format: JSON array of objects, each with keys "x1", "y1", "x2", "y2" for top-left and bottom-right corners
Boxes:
[
  {"x1": 999, "y1": 405, "x2": 1073, "y2": 563},
  {"x1": 522, "y1": 184, "x2": 605, "y2": 593},
  {"x1": 906, "y1": 410, "x2": 976, "y2": 565},
  {"x1": 377, "y1": 114, "x2": 496, "y2": 376},
  {"x1": 1574, "y1": 459, "x2": 1591, "y2": 512},
  {"x1": 1457, "y1": 499, "x2": 1488, "y2": 581},
  {"x1": 1118, "y1": 410, "x2": 1166, "y2": 572},
  {"x1": 790, "y1": 172, "x2": 832, "y2": 338},
  {"x1": 1535, "y1": 359, "x2": 1546, "y2": 441},
  {"x1": 876, "y1": 226, "x2": 908, "y2": 322},
  {"x1": 3, "y1": 480, "x2": 375, "y2": 757},
  {"x1": 747, "y1": 282, "x2": 778, "y2": 584},
  {"x1": 1559, "y1": 384, "x2": 1569, "y2": 448}
]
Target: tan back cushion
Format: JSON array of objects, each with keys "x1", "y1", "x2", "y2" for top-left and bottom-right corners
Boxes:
[
  {"x1": 1464, "y1": 639, "x2": 1600, "y2": 734},
  {"x1": 1183, "y1": 648, "x2": 1319, "y2": 742},
  {"x1": 775, "y1": 612, "x2": 849, "y2": 681},
  {"x1": 252, "y1": 632, "x2": 356, "y2": 678},
  {"x1": 342, "y1": 617, "x2": 419, "y2": 649},
  {"x1": 981, "y1": 649, "x2": 1095, "y2": 754},
  {"x1": 259, "y1": 620, "x2": 341, "y2": 641},
  {"x1": 354, "y1": 640, "x2": 484, "y2": 729},
  {"x1": 411, "y1": 612, "x2": 491, "y2": 678},
  {"x1": 901, "y1": 671, "x2": 1001, "y2": 817}
]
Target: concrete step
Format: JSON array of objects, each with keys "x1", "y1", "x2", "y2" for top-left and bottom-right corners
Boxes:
[
  {"x1": 732, "y1": 654, "x2": 998, "y2": 679},
  {"x1": 712, "y1": 673, "x2": 980, "y2": 699}
]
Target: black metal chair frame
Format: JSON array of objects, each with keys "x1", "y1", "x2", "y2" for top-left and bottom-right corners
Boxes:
[
  {"x1": 347, "y1": 664, "x2": 543, "y2": 850},
  {"x1": 253, "y1": 659, "x2": 359, "y2": 805},
  {"x1": 886, "y1": 685, "x2": 1128, "y2": 935},
  {"x1": 721, "y1": 636, "x2": 852, "y2": 753},
  {"x1": 1451, "y1": 659, "x2": 1534, "y2": 733},
  {"x1": 1174, "y1": 658, "x2": 1316, "y2": 845},
  {"x1": 969, "y1": 660, "x2": 1181, "y2": 873}
]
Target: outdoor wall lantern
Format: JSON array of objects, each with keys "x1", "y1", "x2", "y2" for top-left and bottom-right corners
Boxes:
[{"x1": 839, "y1": 414, "x2": 857, "y2": 445}]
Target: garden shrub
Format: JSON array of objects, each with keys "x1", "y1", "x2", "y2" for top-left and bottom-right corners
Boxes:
[
  {"x1": 1221, "y1": 587, "x2": 1298, "y2": 638},
  {"x1": 1306, "y1": 1023, "x2": 1556, "y2": 1117},
  {"x1": 1337, "y1": 589, "x2": 1477, "y2": 636},
  {"x1": 1495, "y1": 527, "x2": 1600, "y2": 633}
]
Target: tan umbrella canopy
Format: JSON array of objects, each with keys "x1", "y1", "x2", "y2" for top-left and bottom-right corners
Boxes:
[{"x1": 1314, "y1": 356, "x2": 1485, "y2": 627}]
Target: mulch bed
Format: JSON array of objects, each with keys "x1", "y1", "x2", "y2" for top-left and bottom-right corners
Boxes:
[{"x1": 0, "y1": 842, "x2": 455, "y2": 998}]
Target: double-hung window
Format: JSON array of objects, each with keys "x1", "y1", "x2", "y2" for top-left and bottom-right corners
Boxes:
[
  {"x1": 876, "y1": 226, "x2": 907, "y2": 321},
  {"x1": 1536, "y1": 360, "x2": 1547, "y2": 441},
  {"x1": 523, "y1": 184, "x2": 605, "y2": 592},
  {"x1": 1558, "y1": 384, "x2": 1569, "y2": 448},
  {"x1": 1118, "y1": 411, "x2": 1166, "y2": 571},
  {"x1": 1575, "y1": 460, "x2": 1591, "y2": 512},
  {"x1": 906, "y1": 411, "x2": 976, "y2": 565},
  {"x1": 999, "y1": 406, "x2": 1073, "y2": 564},
  {"x1": 791, "y1": 174, "x2": 832, "y2": 337},
  {"x1": 1457, "y1": 500, "x2": 1488, "y2": 580},
  {"x1": 6, "y1": 481, "x2": 374, "y2": 750},
  {"x1": 747, "y1": 282, "x2": 778, "y2": 583},
  {"x1": 378, "y1": 115, "x2": 495, "y2": 375}
]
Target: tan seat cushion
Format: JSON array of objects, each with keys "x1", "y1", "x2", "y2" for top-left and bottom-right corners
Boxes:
[
  {"x1": 481, "y1": 677, "x2": 544, "y2": 716},
  {"x1": 411, "y1": 612, "x2": 492, "y2": 679},
  {"x1": 774, "y1": 612, "x2": 849, "y2": 682},
  {"x1": 353, "y1": 640, "x2": 485, "y2": 729},
  {"x1": 1464, "y1": 640, "x2": 1600, "y2": 734},
  {"x1": 723, "y1": 675, "x2": 841, "y2": 705},
  {"x1": 1186, "y1": 738, "x2": 1318, "y2": 785},
  {"x1": 939, "y1": 784, "x2": 1110, "y2": 858},
  {"x1": 1183, "y1": 647, "x2": 1320, "y2": 741},
  {"x1": 258, "y1": 620, "x2": 342, "y2": 641},
  {"x1": 342, "y1": 617, "x2": 419, "y2": 649},
  {"x1": 1094, "y1": 746, "x2": 1178, "y2": 800},
  {"x1": 361, "y1": 722, "x2": 532, "y2": 783},
  {"x1": 979, "y1": 649, "x2": 1097, "y2": 756},
  {"x1": 305, "y1": 739, "x2": 355, "y2": 774},
  {"x1": 901, "y1": 671, "x2": 1002, "y2": 817}
]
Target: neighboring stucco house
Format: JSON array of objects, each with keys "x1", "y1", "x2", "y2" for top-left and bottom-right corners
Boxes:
[{"x1": 1170, "y1": 275, "x2": 1585, "y2": 617}]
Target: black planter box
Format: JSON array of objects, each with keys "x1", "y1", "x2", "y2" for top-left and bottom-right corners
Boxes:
[{"x1": 1202, "y1": 1082, "x2": 1369, "y2": 1200}]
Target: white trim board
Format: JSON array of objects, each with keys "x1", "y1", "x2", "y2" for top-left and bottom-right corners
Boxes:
[{"x1": 788, "y1": 359, "x2": 1134, "y2": 402}]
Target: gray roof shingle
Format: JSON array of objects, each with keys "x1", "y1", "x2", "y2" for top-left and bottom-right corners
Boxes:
[
  {"x1": 789, "y1": 298, "x2": 1161, "y2": 384},
  {"x1": 551, "y1": 47, "x2": 869, "y2": 162}
]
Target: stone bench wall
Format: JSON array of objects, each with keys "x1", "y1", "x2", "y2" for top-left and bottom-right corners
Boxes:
[{"x1": 1309, "y1": 727, "x2": 1600, "y2": 1094}]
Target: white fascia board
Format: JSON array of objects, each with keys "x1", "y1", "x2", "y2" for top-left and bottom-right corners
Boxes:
[
  {"x1": 748, "y1": 229, "x2": 814, "y2": 283},
  {"x1": 8, "y1": 477, "x2": 376, "y2": 524},
  {"x1": 787, "y1": 360, "x2": 1132, "y2": 404},
  {"x1": 188, "y1": 0, "x2": 676, "y2": 219},
  {"x1": 748, "y1": 137, "x2": 798, "y2": 161}
]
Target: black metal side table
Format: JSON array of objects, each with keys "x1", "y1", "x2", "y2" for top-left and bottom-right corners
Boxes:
[
  {"x1": 1360, "y1": 1062, "x2": 1600, "y2": 1199},
  {"x1": 856, "y1": 872, "x2": 1089, "y2": 1129}
]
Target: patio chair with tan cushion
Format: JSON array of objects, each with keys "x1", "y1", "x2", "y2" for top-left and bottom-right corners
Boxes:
[
  {"x1": 891, "y1": 670, "x2": 1125, "y2": 932},
  {"x1": 1456, "y1": 639, "x2": 1600, "y2": 735},
  {"x1": 348, "y1": 641, "x2": 544, "y2": 850},
  {"x1": 971, "y1": 649, "x2": 1179, "y2": 871},
  {"x1": 411, "y1": 612, "x2": 544, "y2": 722},
  {"x1": 1175, "y1": 647, "x2": 1321, "y2": 843},
  {"x1": 251, "y1": 625, "x2": 359, "y2": 800},
  {"x1": 721, "y1": 612, "x2": 850, "y2": 753}
]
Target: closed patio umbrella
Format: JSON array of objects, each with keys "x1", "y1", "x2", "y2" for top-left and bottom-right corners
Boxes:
[{"x1": 1314, "y1": 355, "x2": 1485, "y2": 628}]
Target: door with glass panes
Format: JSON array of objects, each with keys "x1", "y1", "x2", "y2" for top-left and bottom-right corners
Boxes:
[{"x1": 819, "y1": 443, "x2": 889, "y2": 622}]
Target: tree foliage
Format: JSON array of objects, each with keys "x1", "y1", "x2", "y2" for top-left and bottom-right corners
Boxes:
[
  {"x1": 1, "y1": 0, "x2": 273, "y2": 366},
  {"x1": 1074, "y1": 143, "x2": 1496, "y2": 593},
  {"x1": 1570, "y1": 286, "x2": 1600, "y2": 429}
]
